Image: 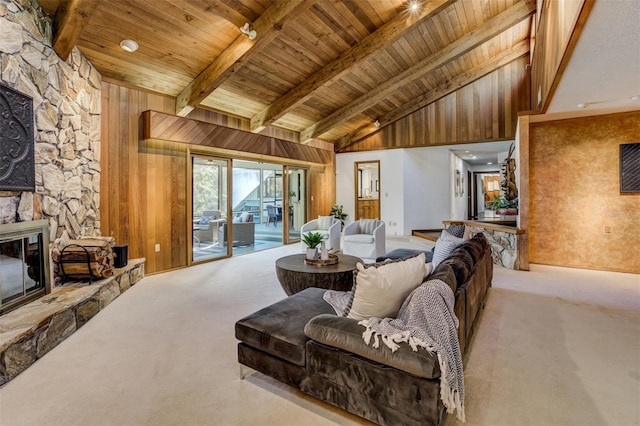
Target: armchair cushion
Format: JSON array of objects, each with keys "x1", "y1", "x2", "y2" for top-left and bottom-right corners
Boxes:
[
  {"x1": 360, "y1": 219, "x2": 377, "y2": 234},
  {"x1": 317, "y1": 215, "x2": 334, "y2": 230},
  {"x1": 199, "y1": 215, "x2": 213, "y2": 225},
  {"x1": 344, "y1": 234, "x2": 374, "y2": 244},
  {"x1": 345, "y1": 253, "x2": 426, "y2": 320}
]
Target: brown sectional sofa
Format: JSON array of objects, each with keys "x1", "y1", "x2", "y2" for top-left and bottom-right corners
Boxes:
[{"x1": 235, "y1": 233, "x2": 493, "y2": 425}]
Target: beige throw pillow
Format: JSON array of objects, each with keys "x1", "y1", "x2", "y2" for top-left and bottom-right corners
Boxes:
[{"x1": 346, "y1": 253, "x2": 426, "y2": 320}]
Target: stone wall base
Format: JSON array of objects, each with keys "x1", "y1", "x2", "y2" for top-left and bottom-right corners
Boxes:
[{"x1": 0, "y1": 259, "x2": 145, "y2": 386}]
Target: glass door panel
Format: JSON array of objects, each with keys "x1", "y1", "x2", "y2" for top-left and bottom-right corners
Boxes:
[
  {"x1": 286, "y1": 167, "x2": 306, "y2": 243},
  {"x1": 191, "y1": 155, "x2": 229, "y2": 263},
  {"x1": 232, "y1": 160, "x2": 283, "y2": 255}
]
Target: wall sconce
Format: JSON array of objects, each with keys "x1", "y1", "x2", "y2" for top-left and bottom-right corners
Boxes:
[{"x1": 240, "y1": 23, "x2": 257, "y2": 40}]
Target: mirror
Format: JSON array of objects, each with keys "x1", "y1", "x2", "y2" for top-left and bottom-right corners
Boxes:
[{"x1": 354, "y1": 160, "x2": 380, "y2": 219}]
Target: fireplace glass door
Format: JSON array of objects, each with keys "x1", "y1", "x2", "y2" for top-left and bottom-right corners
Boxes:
[{"x1": 0, "y1": 220, "x2": 50, "y2": 314}]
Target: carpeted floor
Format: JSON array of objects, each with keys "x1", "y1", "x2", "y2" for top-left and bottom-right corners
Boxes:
[{"x1": 0, "y1": 237, "x2": 638, "y2": 426}]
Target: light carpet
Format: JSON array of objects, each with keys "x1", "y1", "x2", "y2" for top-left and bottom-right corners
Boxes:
[{"x1": 0, "y1": 237, "x2": 638, "y2": 426}]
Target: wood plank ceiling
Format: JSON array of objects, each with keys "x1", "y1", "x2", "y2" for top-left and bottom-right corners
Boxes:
[{"x1": 38, "y1": 0, "x2": 535, "y2": 151}]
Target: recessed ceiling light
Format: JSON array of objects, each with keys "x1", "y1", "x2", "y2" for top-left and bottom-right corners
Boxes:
[
  {"x1": 120, "y1": 39, "x2": 138, "y2": 53},
  {"x1": 632, "y1": 95, "x2": 640, "y2": 101},
  {"x1": 409, "y1": 1, "x2": 419, "y2": 11},
  {"x1": 487, "y1": 162, "x2": 493, "y2": 165},
  {"x1": 577, "y1": 103, "x2": 587, "y2": 109}
]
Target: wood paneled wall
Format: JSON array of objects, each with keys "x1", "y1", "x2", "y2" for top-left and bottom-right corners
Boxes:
[
  {"x1": 101, "y1": 82, "x2": 335, "y2": 274},
  {"x1": 341, "y1": 56, "x2": 530, "y2": 152},
  {"x1": 527, "y1": 110, "x2": 640, "y2": 273},
  {"x1": 529, "y1": 0, "x2": 590, "y2": 111},
  {"x1": 101, "y1": 83, "x2": 188, "y2": 274}
]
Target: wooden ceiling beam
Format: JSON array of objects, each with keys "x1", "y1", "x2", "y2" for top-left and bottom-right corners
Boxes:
[
  {"x1": 336, "y1": 40, "x2": 531, "y2": 151},
  {"x1": 300, "y1": 0, "x2": 536, "y2": 143},
  {"x1": 175, "y1": 0, "x2": 314, "y2": 117},
  {"x1": 52, "y1": 0, "x2": 96, "y2": 60},
  {"x1": 249, "y1": 0, "x2": 455, "y2": 133}
]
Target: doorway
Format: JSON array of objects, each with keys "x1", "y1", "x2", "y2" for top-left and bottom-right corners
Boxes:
[
  {"x1": 468, "y1": 171, "x2": 500, "y2": 220},
  {"x1": 354, "y1": 160, "x2": 380, "y2": 220},
  {"x1": 190, "y1": 155, "x2": 231, "y2": 263}
]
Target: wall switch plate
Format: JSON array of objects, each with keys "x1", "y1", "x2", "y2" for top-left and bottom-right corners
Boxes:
[{"x1": 155, "y1": 243, "x2": 160, "y2": 252}]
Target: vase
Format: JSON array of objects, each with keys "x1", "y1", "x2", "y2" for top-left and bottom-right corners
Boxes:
[
  {"x1": 320, "y1": 240, "x2": 329, "y2": 260},
  {"x1": 306, "y1": 247, "x2": 318, "y2": 260}
]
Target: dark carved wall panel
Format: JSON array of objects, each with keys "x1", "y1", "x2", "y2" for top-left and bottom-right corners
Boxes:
[{"x1": 0, "y1": 83, "x2": 35, "y2": 191}]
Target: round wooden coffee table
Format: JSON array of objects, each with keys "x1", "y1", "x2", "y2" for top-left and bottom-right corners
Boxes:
[{"x1": 275, "y1": 253, "x2": 363, "y2": 296}]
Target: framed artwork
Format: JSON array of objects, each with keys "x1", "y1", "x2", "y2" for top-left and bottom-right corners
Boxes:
[
  {"x1": 620, "y1": 143, "x2": 640, "y2": 193},
  {"x1": 455, "y1": 169, "x2": 463, "y2": 196}
]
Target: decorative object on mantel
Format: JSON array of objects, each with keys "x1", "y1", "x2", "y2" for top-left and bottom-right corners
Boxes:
[
  {"x1": 302, "y1": 231, "x2": 323, "y2": 260},
  {"x1": 0, "y1": 82, "x2": 35, "y2": 192}
]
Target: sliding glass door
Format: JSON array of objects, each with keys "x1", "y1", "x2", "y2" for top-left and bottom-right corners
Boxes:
[
  {"x1": 191, "y1": 155, "x2": 230, "y2": 263},
  {"x1": 189, "y1": 155, "x2": 307, "y2": 262}
]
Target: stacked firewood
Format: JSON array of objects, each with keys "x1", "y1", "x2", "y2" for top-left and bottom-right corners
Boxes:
[{"x1": 52, "y1": 236, "x2": 115, "y2": 284}]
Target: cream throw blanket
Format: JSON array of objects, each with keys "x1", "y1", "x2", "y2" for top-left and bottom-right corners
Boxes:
[{"x1": 359, "y1": 279, "x2": 465, "y2": 422}]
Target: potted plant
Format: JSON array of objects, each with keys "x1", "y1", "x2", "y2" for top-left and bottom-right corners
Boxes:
[
  {"x1": 330, "y1": 204, "x2": 347, "y2": 226},
  {"x1": 302, "y1": 231, "x2": 323, "y2": 260}
]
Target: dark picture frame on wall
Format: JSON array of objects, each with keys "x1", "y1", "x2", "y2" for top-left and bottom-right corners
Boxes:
[{"x1": 620, "y1": 143, "x2": 640, "y2": 194}]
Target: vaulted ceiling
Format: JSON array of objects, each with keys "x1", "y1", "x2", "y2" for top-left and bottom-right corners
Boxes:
[{"x1": 37, "y1": 0, "x2": 536, "y2": 149}]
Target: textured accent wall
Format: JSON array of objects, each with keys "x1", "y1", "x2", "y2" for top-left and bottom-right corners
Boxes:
[{"x1": 529, "y1": 110, "x2": 640, "y2": 273}]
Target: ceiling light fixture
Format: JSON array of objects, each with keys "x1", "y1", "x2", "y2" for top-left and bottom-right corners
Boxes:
[
  {"x1": 632, "y1": 95, "x2": 640, "y2": 101},
  {"x1": 577, "y1": 103, "x2": 587, "y2": 109},
  {"x1": 119, "y1": 39, "x2": 138, "y2": 53},
  {"x1": 487, "y1": 162, "x2": 493, "y2": 165},
  {"x1": 374, "y1": 119, "x2": 381, "y2": 128},
  {"x1": 409, "y1": 1, "x2": 419, "y2": 12},
  {"x1": 240, "y1": 23, "x2": 257, "y2": 40}
]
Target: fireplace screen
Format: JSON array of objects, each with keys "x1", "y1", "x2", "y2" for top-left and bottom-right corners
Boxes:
[{"x1": 0, "y1": 220, "x2": 51, "y2": 314}]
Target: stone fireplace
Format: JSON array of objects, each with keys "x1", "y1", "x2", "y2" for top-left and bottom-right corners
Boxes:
[{"x1": 1, "y1": 0, "x2": 102, "y2": 276}]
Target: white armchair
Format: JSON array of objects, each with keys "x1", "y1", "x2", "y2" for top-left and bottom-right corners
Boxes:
[
  {"x1": 342, "y1": 219, "x2": 386, "y2": 260},
  {"x1": 300, "y1": 216, "x2": 341, "y2": 252}
]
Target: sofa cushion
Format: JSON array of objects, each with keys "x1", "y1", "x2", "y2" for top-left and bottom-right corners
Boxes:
[
  {"x1": 304, "y1": 314, "x2": 440, "y2": 379},
  {"x1": 376, "y1": 248, "x2": 433, "y2": 263},
  {"x1": 317, "y1": 215, "x2": 334, "y2": 230},
  {"x1": 344, "y1": 234, "x2": 374, "y2": 244},
  {"x1": 235, "y1": 288, "x2": 334, "y2": 366},
  {"x1": 345, "y1": 253, "x2": 425, "y2": 320}
]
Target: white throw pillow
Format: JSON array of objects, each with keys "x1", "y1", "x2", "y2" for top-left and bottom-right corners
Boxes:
[
  {"x1": 346, "y1": 253, "x2": 426, "y2": 320},
  {"x1": 317, "y1": 215, "x2": 334, "y2": 230}
]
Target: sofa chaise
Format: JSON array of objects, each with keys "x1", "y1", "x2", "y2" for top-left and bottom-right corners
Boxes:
[{"x1": 235, "y1": 232, "x2": 493, "y2": 425}]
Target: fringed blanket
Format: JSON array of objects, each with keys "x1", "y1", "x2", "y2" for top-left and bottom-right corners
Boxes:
[{"x1": 359, "y1": 279, "x2": 465, "y2": 422}]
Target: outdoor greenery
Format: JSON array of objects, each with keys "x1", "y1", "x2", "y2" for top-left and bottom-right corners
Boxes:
[
  {"x1": 302, "y1": 231, "x2": 324, "y2": 249},
  {"x1": 193, "y1": 163, "x2": 221, "y2": 216}
]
